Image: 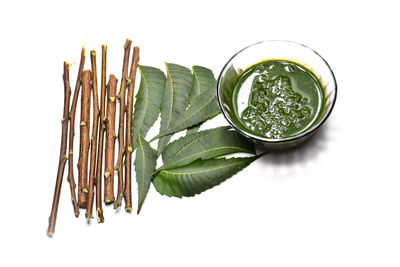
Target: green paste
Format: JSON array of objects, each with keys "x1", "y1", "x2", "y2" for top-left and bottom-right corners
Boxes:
[{"x1": 232, "y1": 60, "x2": 325, "y2": 139}]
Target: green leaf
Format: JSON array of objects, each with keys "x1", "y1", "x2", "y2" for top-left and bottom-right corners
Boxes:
[
  {"x1": 157, "y1": 63, "x2": 192, "y2": 156},
  {"x1": 153, "y1": 156, "x2": 261, "y2": 198},
  {"x1": 160, "y1": 126, "x2": 255, "y2": 170},
  {"x1": 132, "y1": 65, "x2": 166, "y2": 150},
  {"x1": 152, "y1": 86, "x2": 221, "y2": 140},
  {"x1": 186, "y1": 123, "x2": 201, "y2": 135},
  {"x1": 185, "y1": 66, "x2": 216, "y2": 135},
  {"x1": 189, "y1": 66, "x2": 216, "y2": 105},
  {"x1": 135, "y1": 134, "x2": 157, "y2": 214}
]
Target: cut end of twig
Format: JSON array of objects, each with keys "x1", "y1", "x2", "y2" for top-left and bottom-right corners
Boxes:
[
  {"x1": 113, "y1": 201, "x2": 120, "y2": 209},
  {"x1": 124, "y1": 38, "x2": 132, "y2": 49},
  {"x1": 125, "y1": 207, "x2": 132, "y2": 213},
  {"x1": 97, "y1": 212, "x2": 104, "y2": 223},
  {"x1": 46, "y1": 229, "x2": 54, "y2": 238},
  {"x1": 104, "y1": 196, "x2": 114, "y2": 205}
]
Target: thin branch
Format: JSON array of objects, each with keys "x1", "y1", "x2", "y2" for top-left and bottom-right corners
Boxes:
[
  {"x1": 86, "y1": 51, "x2": 100, "y2": 219},
  {"x1": 95, "y1": 44, "x2": 107, "y2": 222},
  {"x1": 104, "y1": 74, "x2": 118, "y2": 204},
  {"x1": 124, "y1": 46, "x2": 140, "y2": 213},
  {"x1": 77, "y1": 70, "x2": 92, "y2": 208},
  {"x1": 47, "y1": 62, "x2": 71, "y2": 237},
  {"x1": 115, "y1": 38, "x2": 132, "y2": 209},
  {"x1": 67, "y1": 47, "x2": 85, "y2": 216}
]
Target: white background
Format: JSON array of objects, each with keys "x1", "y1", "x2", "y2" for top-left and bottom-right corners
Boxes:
[{"x1": 1, "y1": 0, "x2": 399, "y2": 266}]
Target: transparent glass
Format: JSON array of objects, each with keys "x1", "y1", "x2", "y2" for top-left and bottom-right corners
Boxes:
[{"x1": 216, "y1": 40, "x2": 337, "y2": 149}]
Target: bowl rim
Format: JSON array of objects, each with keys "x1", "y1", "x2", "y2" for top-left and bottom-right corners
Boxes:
[{"x1": 216, "y1": 40, "x2": 337, "y2": 144}]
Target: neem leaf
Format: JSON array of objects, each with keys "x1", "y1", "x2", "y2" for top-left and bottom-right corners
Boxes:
[
  {"x1": 186, "y1": 123, "x2": 201, "y2": 135},
  {"x1": 135, "y1": 134, "x2": 157, "y2": 214},
  {"x1": 159, "y1": 126, "x2": 255, "y2": 170},
  {"x1": 152, "y1": 86, "x2": 220, "y2": 140},
  {"x1": 153, "y1": 156, "x2": 261, "y2": 198},
  {"x1": 157, "y1": 63, "x2": 192, "y2": 156},
  {"x1": 189, "y1": 66, "x2": 216, "y2": 105},
  {"x1": 186, "y1": 66, "x2": 217, "y2": 135},
  {"x1": 132, "y1": 65, "x2": 166, "y2": 150}
]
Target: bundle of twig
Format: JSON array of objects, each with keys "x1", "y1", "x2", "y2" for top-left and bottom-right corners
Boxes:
[{"x1": 47, "y1": 39, "x2": 140, "y2": 236}]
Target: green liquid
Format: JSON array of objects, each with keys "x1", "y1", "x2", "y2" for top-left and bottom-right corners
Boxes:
[{"x1": 232, "y1": 60, "x2": 325, "y2": 139}]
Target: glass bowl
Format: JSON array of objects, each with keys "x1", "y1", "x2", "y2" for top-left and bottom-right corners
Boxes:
[{"x1": 216, "y1": 40, "x2": 337, "y2": 149}]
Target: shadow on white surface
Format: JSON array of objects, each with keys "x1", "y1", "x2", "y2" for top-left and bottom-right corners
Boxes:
[{"x1": 257, "y1": 122, "x2": 331, "y2": 179}]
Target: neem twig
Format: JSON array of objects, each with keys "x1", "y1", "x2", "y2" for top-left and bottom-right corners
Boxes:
[
  {"x1": 67, "y1": 47, "x2": 85, "y2": 216},
  {"x1": 47, "y1": 62, "x2": 71, "y2": 237},
  {"x1": 104, "y1": 74, "x2": 118, "y2": 204},
  {"x1": 95, "y1": 44, "x2": 107, "y2": 222},
  {"x1": 86, "y1": 51, "x2": 100, "y2": 219},
  {"x1": 124, "y1": 46, "x2": 140, "y2": 213},
  {"x1": 115, "y1": 38, "x2": 132, "y2": 209},
  {"x1": 77, "y1": 70, "x2": 92, "y2": 208}
]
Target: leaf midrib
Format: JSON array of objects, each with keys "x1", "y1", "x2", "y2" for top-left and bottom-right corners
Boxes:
[
  {"x1": 192, "y1": 67, "x2": 201, "y2": 95},
  {"x1": 137, "y1": 66, "x2": 149, "y2": 137},
  {"x1": 158, "y1": 64, "x2": 175, "y2": 152},
  {"x1": 167, "y1": 92, "x2": 216, "y2": 134},
  {"x1": 163, "y1": 146, "x2": 254, "y2": 169},
  {"x1": 138, "y1": 134, "x2": 146, "y2": 204},
  {"x1": 160, "y1": 159, "x2": 249, "y2": 175},
  {"x1": 174, "y1": 127, "x2": 227, "y2": 156}
]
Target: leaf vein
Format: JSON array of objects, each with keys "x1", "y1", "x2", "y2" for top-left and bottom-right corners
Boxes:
[
  {"x1": 167, "y1": 146, "x2": 253, "y2": 168},
  {"x1": 160, "y1": 160, "x2": 248, "y2": 176}
]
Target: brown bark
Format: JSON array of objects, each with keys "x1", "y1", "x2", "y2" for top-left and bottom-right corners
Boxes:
[
  {"x1": 86, "y1": 51, "x2": 100, "y2": 219},
  {"x1": 124, "y1": 46, "x2": 140, "y2": 213},
  {"x1": 95, "y1": 44, "x2": 107, "y2": 222},
  {"x1": 67, "y1": 47, "x2": 85, "y2": 216},
  {"x1": 115, "y1": 38, "x2": 132, "y2": 209},
  {"x1": 104, "y1": 74, "x2": 118, "y2": 204},
  {"x1": 77, "y1": 70, "x2": 92, "y2": 208},
  {"x1": 47, "y1": 62, "x2": 71, "y2": 237}
]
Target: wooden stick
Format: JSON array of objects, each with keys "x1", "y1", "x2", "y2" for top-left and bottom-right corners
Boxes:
[
  {"x1": 67, "y1": 47, "x2": 85, "y2": 216},
  {"x1": 124, "y1": 46, "x2": 140, "y2": 213},
  {"x1": 86, "y1": 51, "x2": 100, "y2": 219},
  {"x1": 95, "y1": 44, "x2": 107, "y2": 222},
  {"x1": 77, "y1": 70, "x2": 92, "y2": 208},
  {"x1": 104, "y1": 74, "x2": 118, "y2": 204},
  {"x1": 115, "y1": 38, "x2": 132, "y2": 209},
  {"x1": 47, "y1": 62, "x2": 71, "y2": 237}
]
